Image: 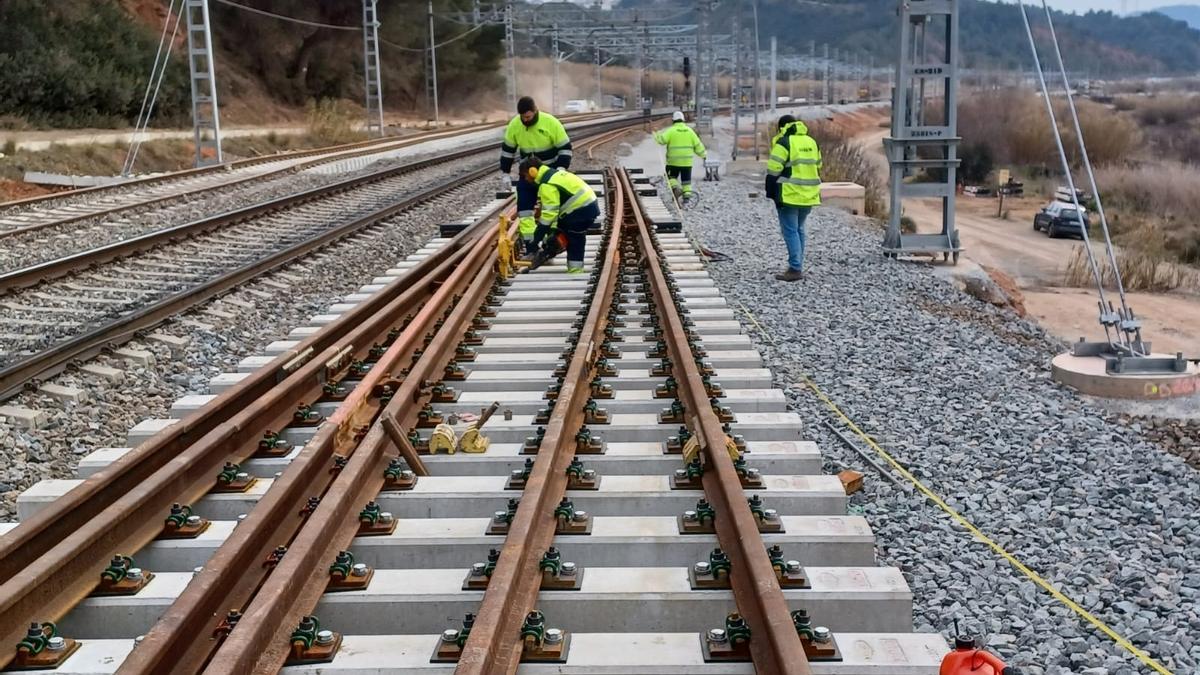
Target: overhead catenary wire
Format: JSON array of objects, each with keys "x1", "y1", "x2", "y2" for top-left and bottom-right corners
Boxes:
[
  {"x1": 380, "y1": 22, "x2": 485, "y2": 52},
  {"x1": 124, "y1": 0, "x2": 177, "y2": 175},
  {"x1": 209, "y1": 0, "x2": 358, "y2": 31},
  {"x1": 211, "y1": 0, "x2": 486, "y2": 52},
  {"x1": 1014, "y1": 0, "x2": 1124, "y2": 351},
  {"x1": 123, "y1": 0, "x2": 184, "y2": 176}
]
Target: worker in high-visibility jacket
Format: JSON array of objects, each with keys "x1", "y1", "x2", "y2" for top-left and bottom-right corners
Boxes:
[
  {"x1": 764, "y1": 114, "x2": 821, "y2": 282},
  {"x1": 654, "y1": 111, "x2": 706, "y2": 199},
  {"x1": 499, "y1": 96, "x2": 573, "y2": 255},
  {"x1": 518, "y1": 156, "x2": 598, "y2": 274}
]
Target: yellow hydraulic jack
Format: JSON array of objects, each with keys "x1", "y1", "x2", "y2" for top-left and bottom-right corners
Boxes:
[
  {"x1": 497, "y1": 215, "x2": 529, "y2": 277},
  {"x1": 458, "y1": 401, "x2": 500, "y2": 454}
]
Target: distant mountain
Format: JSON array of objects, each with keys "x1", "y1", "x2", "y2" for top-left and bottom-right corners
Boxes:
[
  {"x1": 1150, "y1": 4, "x2": 1200, "y2": 28},
  {"x1": 618, "y1": 0, "x2": 1200, "y2": 75}
]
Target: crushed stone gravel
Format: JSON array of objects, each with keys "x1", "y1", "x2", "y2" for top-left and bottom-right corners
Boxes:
[{"x1": 680, "y1": 171, "x2": 1199, "y2": 674}]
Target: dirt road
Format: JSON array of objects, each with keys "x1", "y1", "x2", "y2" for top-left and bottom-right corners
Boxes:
[{"x1": 856, "y1": 129, "x2": 1200, "y2": 356}]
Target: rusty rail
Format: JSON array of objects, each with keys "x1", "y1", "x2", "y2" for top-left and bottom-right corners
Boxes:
[
  {"x1": 123, "y1": 201, "x2": 516, "y2": 672},
  {"x1": 0, "y1": 120, "x2": 661, "y2": 670},
  {"x1": 0, "y1": 115, "x2": 662, "y2": 402},
  {"x1": 455, "y1": 169, "x2": 626, "y2": 675},
  {"x1": 185, "y1": 209, "x2": 518, "y2": 675},
  {"x1": 0, "y1": 192, "x2": 509, "y2": 665},
  {"x1": 620, "y1": 168, "x2": 811, "y2": 675}
]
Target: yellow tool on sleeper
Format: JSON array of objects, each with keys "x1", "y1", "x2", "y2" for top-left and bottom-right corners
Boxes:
[
  {"x1": 427, "y1": 424, "x2": 457, "y2": 455},
  {"x1": 458, "y1": 401, "x2": 501, "y2": 454}
]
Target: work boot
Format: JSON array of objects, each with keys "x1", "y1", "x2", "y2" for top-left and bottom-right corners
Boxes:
[{"x1": 774, "y1": 268, "x2": 803, "y2": 282}]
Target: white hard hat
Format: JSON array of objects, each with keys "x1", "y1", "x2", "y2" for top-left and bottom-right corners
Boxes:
[{"x1": 672, "y1": 111, "x2": 685, "y2": 122}]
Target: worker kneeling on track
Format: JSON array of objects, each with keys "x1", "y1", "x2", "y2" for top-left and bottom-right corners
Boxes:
[{"x1": 519, "y1": 156, "x2": 598, "y2": 274}]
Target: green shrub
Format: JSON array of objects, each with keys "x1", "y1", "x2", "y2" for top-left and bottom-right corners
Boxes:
[
  {"x1": 0, "y1": 0, "x2": 190, "y2": 128},
  {"x1": 958, "y1": 142, "x2": 994, "y2": 185}
]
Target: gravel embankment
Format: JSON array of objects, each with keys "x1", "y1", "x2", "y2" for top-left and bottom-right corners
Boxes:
[
  {"x1": 0, "y1": 175, "x2": 493, "y2": 521},
  {"x1": 682, "y1": 174, "x2": 1199, "y2": 674}
]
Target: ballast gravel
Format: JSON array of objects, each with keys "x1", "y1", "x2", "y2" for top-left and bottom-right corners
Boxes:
[
  {"x1": 0, "y1": 148, "x2": 483, "y2": 274},
  {"x1": 681, "y1": 173, "x2": 1199, "y2": 674},
  {"x1": 0, "y1": 175, "x2": 493, "y2": 521}
]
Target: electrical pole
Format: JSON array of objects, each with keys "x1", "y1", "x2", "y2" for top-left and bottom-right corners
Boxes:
[
  {"x1": 185, "y1": 0, "x2": 222, "y2": 166},
  {"x1": 504, "y1": 1, "x2": 517, "y2": 112},
  {"x1": 769, "y1": 36, "x2": 777, "y2": 114},
  {"x1": 552, "y1": 24, "x2": 560, "y2": 113},
  {"x1": 808, "y1": 40, "x2": 816, "y2": 106},
  {"x1": 362, "y1": 0, "x2": 384, "y2": 136},
  {"x1": 425, "y1": 0, "x2": 440, "y2": 123},
  {"x1": 594, "y1": 43, "x2": 603, "y2": 108}
]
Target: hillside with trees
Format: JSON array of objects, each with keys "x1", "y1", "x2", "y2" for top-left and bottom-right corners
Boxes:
[
  {"x1": 4, "y1": 0, "x2": 1200, "y2": 129},
  {"x1": 620, "y1": 0, "x2": 1200, "y2": 75}
]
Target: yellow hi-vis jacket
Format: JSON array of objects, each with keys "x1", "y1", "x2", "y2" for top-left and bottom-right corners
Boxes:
[
  {"x1": 499, "y1": 113, "x2": 572, "y2": 172},
  {"x1": 765, "y1": 120, "x2": 821, "y2": 207},
  {"x1": 654, "y1": 121, "x2": 706, "y2": 168},
  {"x1": 534, "y1": 166, "x2": 596, "y2": 229}
]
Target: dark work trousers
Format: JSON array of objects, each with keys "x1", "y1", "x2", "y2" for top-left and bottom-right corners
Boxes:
[
  {"x1": 665, "y1": 165, "x2": 693, "y2": 190},
  {"x1": 516, "y1": 178, "x2": 539, "y2": 253},
  {"x1": 556, "y1": 201, "x2": 600, "y2": 269}
]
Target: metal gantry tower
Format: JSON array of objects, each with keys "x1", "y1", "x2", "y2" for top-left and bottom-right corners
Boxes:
[
  {"x1": 362, "y1": 0, "x2": 385, "y2": 136},
  {"x1": 883, "y1": 0, "x2": 962, "y2": 263},
  {"x1": 730, "y1": 13, "x2": 759, "y2": 160},
  {"x1": 184, "y1": 0, "x2": 222, "y2": 167}
]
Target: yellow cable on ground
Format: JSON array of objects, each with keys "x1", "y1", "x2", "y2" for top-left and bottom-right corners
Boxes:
[{"x1": 735, "y1": 303, "x2": 1174, "y2": 675}]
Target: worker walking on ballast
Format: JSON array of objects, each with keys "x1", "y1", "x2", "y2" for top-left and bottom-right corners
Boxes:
[
  {"x1": 654, "y1": 111, "x2": 706, "y2": 201},
  {"x1": 519, "y1": 156, "x2": 598, "y2": 274},
  {"x1": 499, "y1": 96, "x2": 573, "y2": 256},
  {"x1": 765, "y1": 114, "x2": 821, "y2": 282}
]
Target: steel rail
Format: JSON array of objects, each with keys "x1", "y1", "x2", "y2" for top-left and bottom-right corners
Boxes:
[
  {"x1": 0, "y1": 119, "x2": 659, "y2": 670},
  {"x1": 189, "y1": 207, "x2": 519, "y2": 675},
  {"x1": 123, "y1": 201, "x2": 516, "y2": 673},
  {"x1": 0, "y1": 114, "x2": 647, "y2": 295},
  {"x1": 621, "y1": 168, "x2": 811, "y2": 675},
  {"x1": 0, "y1": 110, "x2": 617, "y2": 212},
  {"x1": 0, "y1": 115, "x2": 661, "y2": 401},
  {"x1": 0, "y1": 177, "x2": 507, "y2": 663},
  {"x1": 0, "y1": 227, "x2": 488, "y2": 666},
  {"x1": 0, "y1": 162, "x2": 492, "y2": 402},
  {"x1": 456, "y1": 168, "x2": 625, "y2": 675}
]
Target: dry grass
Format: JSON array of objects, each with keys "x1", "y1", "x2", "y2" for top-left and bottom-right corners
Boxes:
[
  {"x1": 1094, "y1": 163, "x2": 1200, "y2": 265},
  {"x1": 958, "y1": 88, "x2": 1139, "y2": 169},
  {"x1": 1062, "y1": 244, "x2": 1195, "y2": 292},
  {"x1": 304, "y1": 99, "x2": 366, "y2": 146}
]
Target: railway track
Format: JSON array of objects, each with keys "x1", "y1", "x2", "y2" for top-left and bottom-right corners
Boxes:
[
  {"x1": 0, "y1": 117, "x2": 652, "y2": 401},
  {"x1": 0, "y1": 160, "x2": 947, "y2": 673},
  {"x1": 0, "y1": 112, "x2": 617, "y2": 239}
]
